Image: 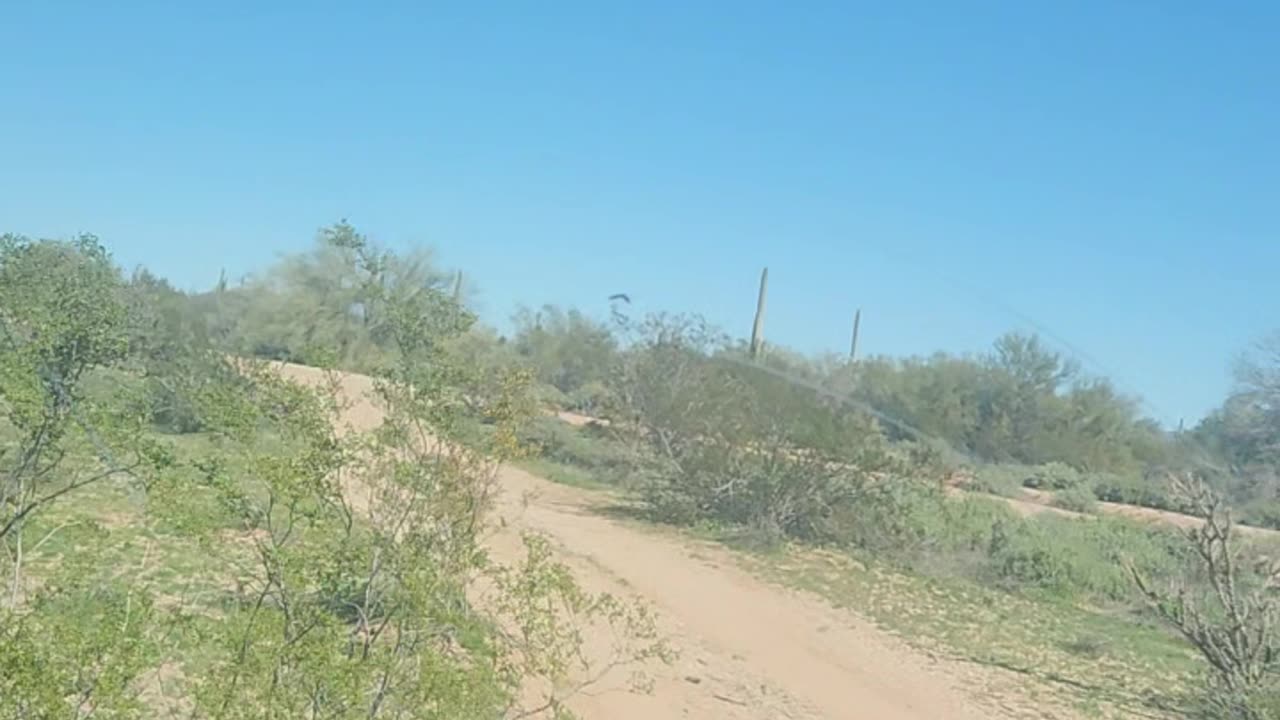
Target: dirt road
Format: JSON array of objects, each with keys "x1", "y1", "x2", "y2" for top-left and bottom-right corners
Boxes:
[{"x1": 276, "y1": 362, "x2": 1069, "y2": 720}]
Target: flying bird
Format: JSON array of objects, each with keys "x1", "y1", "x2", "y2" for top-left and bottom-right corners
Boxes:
[{"x1": 608, "y1": 293, "x2": 631, "y2": 304}]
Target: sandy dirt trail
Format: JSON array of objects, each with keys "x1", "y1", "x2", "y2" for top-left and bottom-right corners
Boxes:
[{"x1": 277, "y1": 362, "x2": 1066, "y2": 720}]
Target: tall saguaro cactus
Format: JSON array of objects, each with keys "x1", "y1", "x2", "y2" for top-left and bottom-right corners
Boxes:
[
  {"x1": 850, "y1": 308, "x2": 862, "y2": 361},
  {"x1": 750, "y1": 267, "x2": 768, "y2": 359}
]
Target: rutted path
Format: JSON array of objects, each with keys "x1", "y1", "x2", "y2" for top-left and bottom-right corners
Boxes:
[{"x1": 277, "y1": 362, "x2": 1077, "y2": 720}]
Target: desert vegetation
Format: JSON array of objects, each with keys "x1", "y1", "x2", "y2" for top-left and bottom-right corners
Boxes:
[
  {"x1": 4, "y1": 221, "x2": 1280, "y2": 718},
  {"x1": 0, "y1": 226, "x2": 667, "y2": 718},
  {"x1": 500, "y1": 275, "x2": 1280, "y2": 717}
]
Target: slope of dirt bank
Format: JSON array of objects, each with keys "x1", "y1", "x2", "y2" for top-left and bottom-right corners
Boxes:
[{"x1": 275, "y1": 362, "x2": 1077, "y2": 720}]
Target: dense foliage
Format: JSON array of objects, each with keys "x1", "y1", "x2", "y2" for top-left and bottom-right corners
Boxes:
[{"x1": 0, "y1": 226, "x2": 664, "y2": 718}]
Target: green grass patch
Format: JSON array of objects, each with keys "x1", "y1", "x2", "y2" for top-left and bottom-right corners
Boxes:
[{"x1": 515, "y1": 457, "x2": 612, "y2": 490}]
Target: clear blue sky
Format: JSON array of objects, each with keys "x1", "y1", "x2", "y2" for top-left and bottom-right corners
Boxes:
[{"x1": 3, "y1": 2, "x2": 1277, "y2": 426}]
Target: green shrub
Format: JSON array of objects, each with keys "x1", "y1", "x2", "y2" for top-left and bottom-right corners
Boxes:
[
  {"x1": 935, "y1": 496, "x2": 1019, "y2": 552},
  {"x1": 1190, "y1": 683, "x2": 1280, "y2": 720},
  {"x1": 986, "y1": 515, "x2": 1186, "y2": 603},
  {"x1": 1093, "y1": 473, "x2": 1190, "y2": 514},
  {"x1": 968, "y1": 464, "x2": 1034, "y2": 497},
  {"x1": 822, "y1": 487, "x2": 1188, "y2": 605},
  {"x1": 0, "y1": 585, "x2": 156, "y2": 716},
  {"x1": 144, "y1": 375, "x2": 205, "y2": 433},
  {"x1": 518, "y1": 416, "x2": 634, "y2": 482},
  {"x1": 1237, "y1": 499, "x2": 1280, "y2": 530},
  {"x1": 813, "y1": 482, "x2": 1027, "y2": 572},
  {"x1": 987, "y1": 522, "x2": 1082, "y2": 596},
  {"x1": 1052, "y1": 484, "x2": 1099, "y2": 514},
  {"x1": 635, "y1": 430, "x2": 906, "y2": 546},
  {"x1": 823, "y1": 478, "x2": 951, "y2": 559},
  {"x1": 1024, "y1": 461, "x2": 1084, "y2": 490},
  {"x1": 566, "y1": 380, "x2": 610, "y2": 414},
  {"x1": 531, "y1": 382, "x2": 570, "y2": 409}
]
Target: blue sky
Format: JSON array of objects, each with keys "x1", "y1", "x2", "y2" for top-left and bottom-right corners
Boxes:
[{"x1": 3, "y1": 2, "x2": 1276, "y2": 426}]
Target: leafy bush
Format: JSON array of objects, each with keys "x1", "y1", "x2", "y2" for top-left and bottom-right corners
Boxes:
[
  {"x1": 0, "y1": 584, "x2": 156, "y2": 716},
  {"x1": 1052, "y1": 484, "x2": 1099, "y2": 513},
  {"x1": 1093, "y1": 472, "x2": 1190, "y2": 514},
  {"x1": 531, "y1": 382, "x2": 570, "y2": 409},
  {"x1": 987, "y1": 515, "x2": 1185, "y2": 603},
  {"x1": 967, "y1": 463, "x2": 1034, "y2": 497},
  {"x1": 1189, "y1": 684, "x2": 1280, "y2": 720},
  {"x1": 518, "y1": 416, "x2": 634, "y2": 483},
  {"x1": 567, "y1": 379, "x2": 611, "y2": 414},
  {"x1": 1023, "y1": 461, "x2": 1084, "y2": 490},
  {"x1": 822, "y1": 478, "x2": 953, "y2": 559},
  {"x1": 634, "y1": 412, "x2": 895, "y2": 540},
  {"x1": 604, "y1": 313, "x2": 911, "y2": 541},
  {"x1": 1238, "y1": 499, "x2": 1280, "y2": 530},
  {"x1": 987, "y1": 521, "x2": 1084, "y2": 596},
  {"x1": 144, "y1": 376, "x2": 205, "y2": 433},
  {"x1": 512, "y1": 305, "x2": 618, "y2": 396},
  {"x1": 818, "y1": 478, "x2": 1187, "y2": 607},
  {"x1": 717, "y1": 450, "x2": 900, "y2": 543}
]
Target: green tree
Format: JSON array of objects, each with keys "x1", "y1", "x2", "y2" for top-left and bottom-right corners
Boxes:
[
  {"x1": 0, "y1": 234, "x2": 169, "y2": 714},
  {"x1": 232, "y1": 221, "x2": 455, "y2": 369},
  {"x1": 0, "y1": 234, "x2": 158, "y2": 555},
  {"x1": 990, "y1": 332, "x2": 1078, "y2": 396},
  {"x1": 836, "y1": 333, "x2": 1166, "y2": 473},
  {"x1": 123, "y1": 266, "x2": 225, "y2": 433},
  {"x1": 1189, "y1": 332, "x2": 1280, "y2": 523},
  {"x1": 512, "y1": 305, "x2": 617, "y2": 406}
]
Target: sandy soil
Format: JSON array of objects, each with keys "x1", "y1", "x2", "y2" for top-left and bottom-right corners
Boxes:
[{"x1": 275, "y1": 362, "x2": 1073, "y2": 720}]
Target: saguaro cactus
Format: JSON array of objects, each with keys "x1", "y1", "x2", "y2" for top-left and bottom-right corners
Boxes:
[
  {"x1": 750, "y1": 267, "x2": 768, "y2": 358},
  {"x1": 850, "y1": 308, "x2": 862, "y2": 361}
]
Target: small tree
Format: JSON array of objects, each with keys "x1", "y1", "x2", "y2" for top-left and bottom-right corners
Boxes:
[
  {"x1": 0, "y1": 234, "x2": 169, "y2": 714},
  {"x1": 0, "y1": 235, "x2": 163, "y2": 582},
  {"x1": 511, "y1": 304, "x2": 618, "y2": 400},
  {"x1": 1129, "y1": 473, "x2": 1280, "y2": 718}
]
